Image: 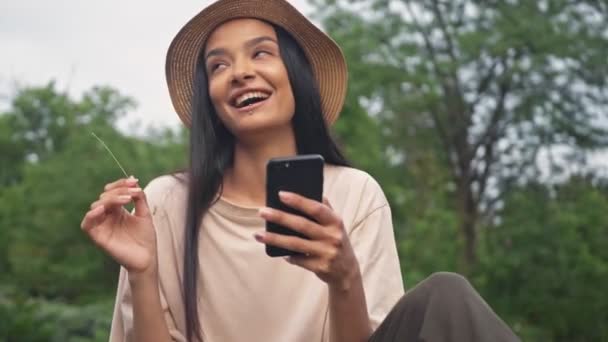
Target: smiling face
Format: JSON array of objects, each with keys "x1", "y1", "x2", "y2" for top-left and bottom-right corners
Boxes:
[{"x1": 204, "y1": 19, "x2": 296, "y2": 138}]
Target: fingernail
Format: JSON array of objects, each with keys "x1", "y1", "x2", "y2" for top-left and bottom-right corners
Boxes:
[
  {"x1": 118, "y1": 195, "x2": 132, "y2": 201},
  {"x1": 253, "y1": 232, "x2": 265, "y2": 241},
  {"x1": 128, "y1": 188, "x2": 142, "y2": 194},
  {"x1": 279, "y1": 191, "x2": 293, "y2": 200},
  {"x1": 258, "y1": 207, "x2": 272, "y2": 217},
  {"x1": 92, "y1": 205, "x2": 105, "y2": 214},
  {"x1": 127, "y1": 176, "x2": 139, "y2": 184}
]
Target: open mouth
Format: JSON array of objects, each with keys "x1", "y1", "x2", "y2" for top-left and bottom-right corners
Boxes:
[{"x1": 231, "y1": 91, "x2": 271, "y2": 111}]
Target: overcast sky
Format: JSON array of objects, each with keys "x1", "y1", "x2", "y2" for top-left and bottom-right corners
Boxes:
[{"x1": 1, "y1": 0, "x2": 313, "y2": 131}]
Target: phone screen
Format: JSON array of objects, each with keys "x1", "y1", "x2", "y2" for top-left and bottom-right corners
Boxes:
[{"x1": 265, "y1": 154, "x2": 324, "y2": 257}]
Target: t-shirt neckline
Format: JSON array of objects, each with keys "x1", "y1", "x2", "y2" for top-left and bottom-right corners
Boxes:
[{"x1": 211, "y1": 196, "x2": 262, "y2": 220}]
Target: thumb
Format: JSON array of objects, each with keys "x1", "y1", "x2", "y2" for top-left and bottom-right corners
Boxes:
[
  {"x1": 322, "y1": 196, "x2": 333, "y2": 209},
  {"x1": 132, "y1": 189, "x2": 151, "y2": 218}
]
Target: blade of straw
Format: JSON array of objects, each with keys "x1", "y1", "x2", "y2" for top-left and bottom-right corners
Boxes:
[{"x1": 91, "y1": 132, "x2": 129, "y2": 177}]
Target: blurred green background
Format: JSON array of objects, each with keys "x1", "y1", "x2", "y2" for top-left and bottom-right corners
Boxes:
[{"x1": 1, "y1": 1, "x2": 607, "y2": 341}]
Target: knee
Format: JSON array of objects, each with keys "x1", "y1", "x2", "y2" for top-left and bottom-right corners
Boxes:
[{"x1": 424, "y1": 272, "x2": 472, "y2": 297}]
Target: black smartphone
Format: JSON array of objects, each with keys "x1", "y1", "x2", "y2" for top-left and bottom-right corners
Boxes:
[{"x1": 265, "y1": 154, "x2": 324, "y2": 257}]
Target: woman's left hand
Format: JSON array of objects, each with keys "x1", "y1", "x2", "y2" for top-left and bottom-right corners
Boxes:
[{"x1": 255, "y1": 191, "x2": 360, "y2": 290}]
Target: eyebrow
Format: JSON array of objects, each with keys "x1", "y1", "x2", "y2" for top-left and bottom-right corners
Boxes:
[{"x1": 205, "y1": 36, "x2": 278, "y2": 61}]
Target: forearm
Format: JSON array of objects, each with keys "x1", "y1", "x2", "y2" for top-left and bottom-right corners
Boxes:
[
  {"x1": 329, "y1": 268, "x2": 372, "y2": 342},
  {"x1": 129, "y1": 270, "x2": 173, "y2": 342}
]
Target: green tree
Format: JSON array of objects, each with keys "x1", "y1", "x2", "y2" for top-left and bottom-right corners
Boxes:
[
  {"x1": 477, "y1": 177, "x2": 608, "y2": 341},
  {"x1": 312, "y1": 0, "x2": 608, "y2": 270},
  {"x1": 0, "y1": 83, "x2": 186, "y2": 341},
  {"x1": 0, "y1": 115, "x2": 26, "y2": 187}
]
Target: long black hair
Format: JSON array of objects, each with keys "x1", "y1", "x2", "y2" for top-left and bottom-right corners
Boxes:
[{"x1": 183, "y1": 22, "x2": 349, "y2": 342}]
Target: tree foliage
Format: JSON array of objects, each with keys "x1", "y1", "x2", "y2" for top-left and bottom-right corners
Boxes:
[
  {"x1": 478, "y1": 178, "x2": 608, "y2": 340},
  {"x1": 312, "y1": 0, "x2": 608, "y2": 268},
  {"x1": 0, "y1": 83, "x2": 186, "y2": 341},
  {"x1": 312, "y1": 0, "x2": 608, "y2": 340}
]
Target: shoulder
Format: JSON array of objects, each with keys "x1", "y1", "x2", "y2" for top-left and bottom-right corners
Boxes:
[
  {"x1": 324, "y1": 165, "x2": 389, "y2": 228},
  {"x1": 142, "y1": 174, "x2": 189, "y2": 250},
  {"x1": 143, "y1": 173, "x2": 188, "y2": 213},
  {"x1": 325, "y1": 165, "x2": 387, "y2": 204}
]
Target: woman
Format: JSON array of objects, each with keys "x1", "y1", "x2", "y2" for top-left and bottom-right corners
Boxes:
[{"x1": 81, "y1": 1, "x2": 519, "y2": 341}]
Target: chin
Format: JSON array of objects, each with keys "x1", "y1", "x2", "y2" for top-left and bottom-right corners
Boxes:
[{"x1": 230, "y1": 113, "x2": 293, "y2": 138}]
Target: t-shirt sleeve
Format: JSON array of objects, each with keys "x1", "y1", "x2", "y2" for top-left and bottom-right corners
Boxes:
[
  {"x1": 108, "y1": 267, "x2": 186, "y2": 342},
  {"x1": 349, "y1": 193, "x2": 404, "y2": 330},
  {"x1": 108, "y1": 176, "x2": 187, "y2": 342}
]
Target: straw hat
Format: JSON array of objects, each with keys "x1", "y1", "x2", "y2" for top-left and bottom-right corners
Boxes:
[{"x1": 166, "y1": 0, "x2": 348, "y2": 127}]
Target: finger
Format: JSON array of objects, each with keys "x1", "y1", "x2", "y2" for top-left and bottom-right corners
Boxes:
[
  {"x1": 323, "y1": 196, "x2": 333, "y2": 209},
  {"x1": 258, "y1": 207, "x2": 325, "y2": 240},
  {"x1": 285, "y1": 254, "x2": 318, "y2": 270},
  {"x1": 99, "y1": 186, "x2": 142, "y2": 200},
  {"x1": 81, "y1": 205, "x2": 106, "y2": 232},
  {"x1": 103, "y1": 176, "x2": 139, "y2": 192},
  {"x1": 278, "y1": 191, "x2": 336, "y2": 225},
  {"x1": 254, "y1": 231, "x2": 325, "y2": 256},
  {"x1": 130, "y1": 188, "x2": 150, "y2": 218},
  {"x1": 91, "y1": 194, "x2": 133, "y2": 210}
]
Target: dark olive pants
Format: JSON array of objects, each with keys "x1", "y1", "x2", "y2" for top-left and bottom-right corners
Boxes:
[{"x1": 369, "y1": 272, "x2": 520, "y2": 342}]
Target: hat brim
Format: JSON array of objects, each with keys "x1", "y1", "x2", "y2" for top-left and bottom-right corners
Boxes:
[{"x1": 166, "y1": 0, "x2": 348, "y2": 127}]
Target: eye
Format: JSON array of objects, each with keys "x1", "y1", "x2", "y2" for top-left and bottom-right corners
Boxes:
[
  {"x1": 209, "y1": 62, "x2": 227, "y2": 73},
  {"x1": 253, "y1": 50, "x2": 271, "y2": 59}
]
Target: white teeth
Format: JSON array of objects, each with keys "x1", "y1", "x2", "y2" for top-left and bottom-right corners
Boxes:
[{"x1": 235, "y1": 91, "x2": 269, "y2": 107}]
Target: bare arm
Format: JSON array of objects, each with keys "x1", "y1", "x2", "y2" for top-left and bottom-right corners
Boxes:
[
  {"x1": 328, "y1": 268, "x2": 372, "y2": 342},
  {"x1": 129, "y1": 271, "x2": 173, "y2": 342}
]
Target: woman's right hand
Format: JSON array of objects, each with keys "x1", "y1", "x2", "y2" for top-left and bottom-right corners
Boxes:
[{"x1": 80, "y1": 176, "x2": 157, "y2": 277}]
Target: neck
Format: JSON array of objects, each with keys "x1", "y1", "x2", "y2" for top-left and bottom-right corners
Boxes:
[{"x1": 222, "y1": 126, "x2": 297, "y2": 207}]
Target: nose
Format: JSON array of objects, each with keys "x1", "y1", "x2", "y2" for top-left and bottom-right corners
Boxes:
[{"x1": 231, "y1": 56, "x2": 255, "y2": 84}]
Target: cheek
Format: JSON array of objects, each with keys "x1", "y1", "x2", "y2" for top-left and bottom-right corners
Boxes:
[
  {"x1": 281, "y1": 82, "x2": 296, "y2": 117},
  {"x1": 208, "y1": 80, "x2": 220, "y2": 105},
  {"x1": 271, "y1": 66, "x2": 295, "y2": 114},
  {"x1": 283, "y1": 85, "x2": 295, "y2": 114},
  {"x1": 208, "y1": 79, "x2": 227, "y2": 113},
  {"x1": 206, "y1": 80, "x2": 235, "y2": 130}
]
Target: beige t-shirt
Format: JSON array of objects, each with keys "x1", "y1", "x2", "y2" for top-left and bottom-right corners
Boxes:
[{"x1": 109, "y1": 165, "x2": 404, "y2": 342}]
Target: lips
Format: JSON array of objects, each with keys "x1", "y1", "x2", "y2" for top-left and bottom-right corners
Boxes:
[
  {"x1": 234, "y1": 91, "x2": 269, "y2": 108},
  {"x1": 230, "y1": 89, "x2": 271, "y2": 106},
  {"x1": 229, "y1": 88, "x2": 273, "y2": 113},
  {"x1": 234, "y1": 94, "x2": 271, "y2": 113}
]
